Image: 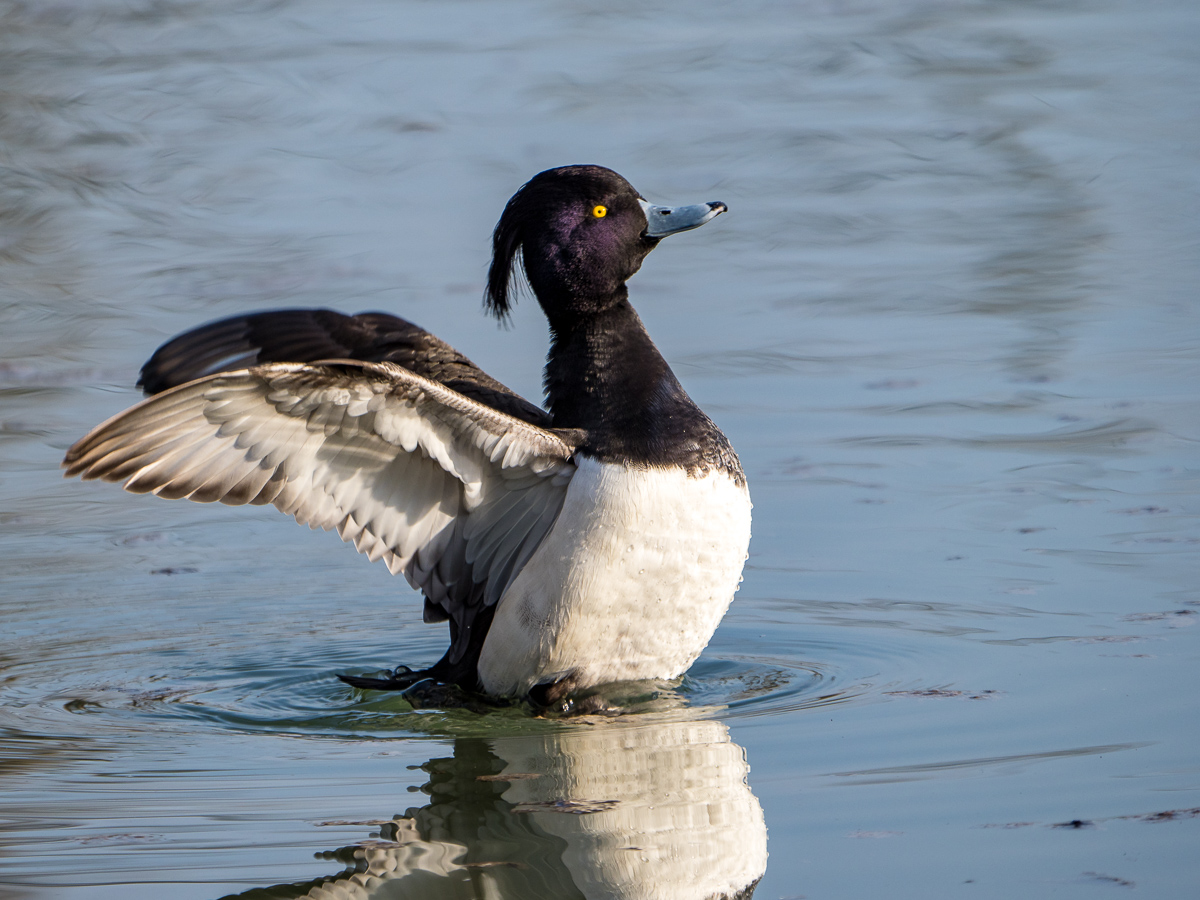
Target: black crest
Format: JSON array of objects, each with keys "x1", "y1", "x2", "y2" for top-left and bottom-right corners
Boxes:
[{"x1": 485, "y1": 183, "x2": 529, "y2": 320}]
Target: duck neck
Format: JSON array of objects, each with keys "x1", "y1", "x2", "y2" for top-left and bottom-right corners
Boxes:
[{"x1": 544, "y1": 296, "x2": 691, "y2": 463}]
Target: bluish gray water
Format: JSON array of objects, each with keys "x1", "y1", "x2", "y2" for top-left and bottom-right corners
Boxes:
[{"x1": 1, "y1": 0, "x2": 1198, "y2": 897}]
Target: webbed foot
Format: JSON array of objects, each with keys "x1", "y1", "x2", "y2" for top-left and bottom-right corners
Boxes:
[
  {"x1": 338, "y1": 667, "x2": 511, "y2": 713},
  {"x1": 336, "y1": 665, "x2": 431, "y2": 691}
]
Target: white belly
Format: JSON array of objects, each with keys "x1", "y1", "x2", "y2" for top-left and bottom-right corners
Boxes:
[{"x1": 477, "y1": 459, "x2": 752, "y2": 698}]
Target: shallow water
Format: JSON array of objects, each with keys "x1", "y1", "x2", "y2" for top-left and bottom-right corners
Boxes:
[{"x1": 2, "y1": 0, "x2": 1198, "y2": 897}]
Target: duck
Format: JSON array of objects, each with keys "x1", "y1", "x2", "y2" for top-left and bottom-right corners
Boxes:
[{"x1": 63, "y1": 165, "x2": 751, "y2": 705}]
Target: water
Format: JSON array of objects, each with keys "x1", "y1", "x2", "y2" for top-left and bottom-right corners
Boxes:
[{"x1": 2, "y1": 0, "x2": 1198, "y2": 896}]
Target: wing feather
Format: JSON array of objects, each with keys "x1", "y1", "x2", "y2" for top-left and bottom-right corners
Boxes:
[{"x1": 64, "y1": 361, "x2": 577, "y2": 645}]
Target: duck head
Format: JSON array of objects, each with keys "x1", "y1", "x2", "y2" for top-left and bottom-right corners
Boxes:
[{"x1": 486, "y1": 165, "x2": 726, "y2": 325}]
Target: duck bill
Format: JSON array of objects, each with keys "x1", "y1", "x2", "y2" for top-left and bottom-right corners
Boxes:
[{"x1": 639, "y1": 199, "x2": 727, "y2": 238}]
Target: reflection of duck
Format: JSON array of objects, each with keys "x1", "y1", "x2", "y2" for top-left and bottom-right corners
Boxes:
[
  {"x1": 64, "y1": 166, "x2": 751, "y2": 703},
  {"x1": 222, "y1": 718, "x2": 765, "y2": 900}
]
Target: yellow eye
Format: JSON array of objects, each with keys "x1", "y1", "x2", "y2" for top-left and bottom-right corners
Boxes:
[{"x1": 592, "y1": 205, "x2": 607, "y2": 218}]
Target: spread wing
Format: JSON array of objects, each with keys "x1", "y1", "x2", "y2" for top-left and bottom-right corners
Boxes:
[
  {"x1": 137, "y1": 308, "x2": 553, "y2": 427},
  {"x1": 64, "y1": 360, "x2": 577, "y2": 673}
]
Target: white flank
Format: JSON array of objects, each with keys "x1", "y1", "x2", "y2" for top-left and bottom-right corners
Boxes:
[{"x1": 477, "y1": 459, "x2": 752, "y2": 697}]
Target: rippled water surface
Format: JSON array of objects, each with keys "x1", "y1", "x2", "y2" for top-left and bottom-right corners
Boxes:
[{"x1": 2, "y1": 0, "x2": 1198, "y2": 897}]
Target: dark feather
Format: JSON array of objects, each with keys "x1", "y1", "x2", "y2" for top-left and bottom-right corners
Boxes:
[
  {"x1": 138, "y1": 308, "x2": 551, "y2": 427},
  {"x1": 486, "y1": 189, "x2": 526, "y2": 320}
]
